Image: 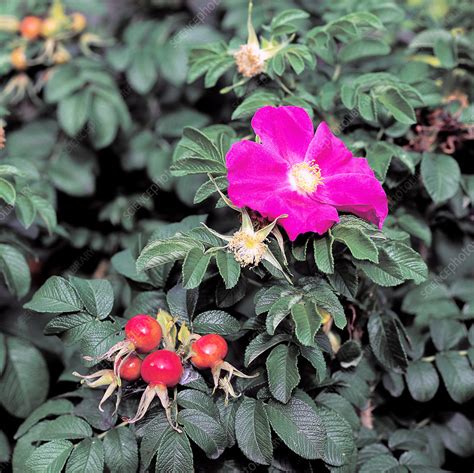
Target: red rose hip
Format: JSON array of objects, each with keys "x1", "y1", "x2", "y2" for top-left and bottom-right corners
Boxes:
[
  {"x1": 191, "y1": 334, "x2": 228, "y2": 369},
  {"x1": 118, "y1": 353, "x2": 142, "y2": 381},
  {"x1": 125, "y1": 314, "x2": 162, "y2": 353},
  {"x1": 141, "y1": 350, "x2": 183, "y2": 387}
]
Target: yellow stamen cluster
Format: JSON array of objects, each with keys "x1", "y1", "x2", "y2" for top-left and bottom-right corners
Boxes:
[
  {"x1": 234, "y1": 44, "x2": 265, "y2": 78},
  {"x1": 228, "y1": 230, "x2": 267, "y2": 267},
  {"x1": 289, "y1": 161, "x2": 323, "y2": 194}
]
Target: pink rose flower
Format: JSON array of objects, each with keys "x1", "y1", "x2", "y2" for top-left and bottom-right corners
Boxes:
[{"x1": 226, "y1": 106, "x2": 388, "y2": 240}]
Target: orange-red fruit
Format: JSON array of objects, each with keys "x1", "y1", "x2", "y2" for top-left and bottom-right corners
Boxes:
[
  {"x1": 141, "y1": 350, "x2": 183, "y2": 387},
  {"x1": 125, "y1": 314, "x2": 162, "y2": 353},
  {"x1": 70, "y1": 12, "x2": 87, "y2": 33},
  {"x1": 10, "y1": 48, "x2": 27, "y2": 70},
  {"x1": 119, "y1": 354, "x2": 142, "y2": 381},
  {"x1": 191, "y1": 334, "x2": 228, "y2": 369},
  {"x1": 20, "y1": 16, "x2": 43, "y2": 40}
]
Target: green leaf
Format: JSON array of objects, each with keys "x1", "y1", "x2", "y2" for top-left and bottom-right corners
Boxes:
[
  {"x1": 80, "y1": 320, "x2": 122, "y2": 366},
  {"x1": 245, "y1": 333, "x2": 291, "y2": 367},
  {"x1": 368, "y1": 313, "x2": 408, "y2": 373},
  {"x1": 406, "y1": 361, "x2": 439, "y2": 402},
  {"x1": 15, "y1": 194, "x2": 37, "y2": 229},
  {"x1": 70, "y1": 278, "x2": 114, "y2": 319},
  {"x1": 192, "y1": 310, "x2": 240, "y2": 335},
  {"x1": 44, "y1": 64, "x2": 85, "y2": 103},
  {"x1": 0, "y1": 177, "x2": 15, "y2": 205},
  {"x1": 266, "y1": 392, "x2": 326, "y2": 459},
  {"x1": 137, "y1": 238, "x2": 200, "y2": 271},
  {"x1": 235, "y1": 397, "x2": 273, "y2": 465},
  {"x1": 430, "y1": 319, "x2": 466, "y2": 351},
  {"x1": 127, "y1": 50, "x2": 158, "y2": 94},
  {"x1": 182, "y1": 248, "x2": 211, "y2": 289},
  {"x1": 266, "y1": 344, "x2": 300, "y2": 403},
  {"x1": 421, "y1": 153, "x2": 461, "y2": 203},
  {"x1": 435, "y1": 352, "x2": 474, "y2": 403},
  {"x1": 103, "y1": 426, "x2": 138, "y2": 473},
  {"x1": 216, "y1": 251, "x2": 241, "y2": 289},
  {"x1": 24, "y1": 276, "x2": 83, "y2": 313},
  {"x1": 366, "y1": 142, "x2": 394, "y2": 182},
  {"x1": 313, "y1": 235, "x2": 334, "y2": 274},
  {"x1": 315, "y1": 404, "x2": 355, "y2": 466},
  {"x1": 24, "y1": 440, "x2": 73, "y2": 473},
  {"x1": 65, "y1": 438, "x2": 104, "y2": 473},
  {"x1": 29, "y1": 195, "x2": 57, "y2": 234},
  {"x1": 34, "y1": 415, "x2": 93, "y2": 441},
  {"x1": 178, "y1": 409, "x2": 226, "y2": 459},
  {"x1": 377, "y1": 87, "x2": 417, "y2": 124},
  {"x1": 359, "y1": 454, "x2": 400, "y2": 473},
  {"x1": 89, "y1": 94, "x2": 119, "y2": 149},
  {"x1": 58, "y1": 90, "x2": 91, "y2": 136},
  {"x1": 0, "y1": 244, "x2": 31, "y2": 298},
  {"x1": 232, "y1": 91, "x2": 280, "y2": 120},
  {"x1": 355, "y1": 250, "x2": 404, "y2": 286},
  {"x1": 339, "y1": 38, "x2": 390, "y2": 63},
  {"x1": 182, "y1": 127, "x2": 222, "y2": 164},
  {"x1": 397, "y1": 213, "x2": 432, "y2": 245},
  {"x1": 0, "y1": 336, "x2": 49, "y2": 418},
  {"x1": 155, "y1": 428, "x2": 193, "y2": 473},
  {"x1": 300, "y1": 345, "x2": 327, "y2": 383},
  {"x1": 15, "y1": 400, "x2": 74, "y2": 439},
  {"x1": 382, "y1": 241, "x2": 428, "y2": 284},
  {"x1": 266, "y1": 295, "x2": 302, "y2": 334},
  {"x1": 178, "y1": 389, "x2": 219, "y2": 418},
  {"x1": 332, "y1": 224, "x2": 379, "y2": 263},
  {"x1": 0, "y1": 333, "x2": 5, "y2": 375},
  {"x1": 291, "y1": 302, "x2": 321, "y2": 346}
]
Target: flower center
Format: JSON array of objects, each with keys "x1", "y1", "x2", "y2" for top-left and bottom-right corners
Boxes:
[
  {"x1": 234, "y1": 44, "x2": 265, "y2": 78},
  {"x1": 228, "y1": 230, "x2": 267, "y2": 267},
  {"x1": 289, "y1": 161, "x2": 323, "y2": 194}
]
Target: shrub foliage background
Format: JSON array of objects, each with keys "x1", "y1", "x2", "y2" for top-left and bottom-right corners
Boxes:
[{"x1": 0, "y1": 0, "x2": 473, "y2": 471}]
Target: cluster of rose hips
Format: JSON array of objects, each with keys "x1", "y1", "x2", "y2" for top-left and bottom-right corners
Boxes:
[
  {"x1": 74, "y1": 313, "x2": 253, "y2": 431},
  {"x1": 7, "y1": 12, "x2": 87, "y2": 71}
]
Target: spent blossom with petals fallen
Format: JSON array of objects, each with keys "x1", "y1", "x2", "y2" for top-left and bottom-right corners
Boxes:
[{"x1": 226, "y1": 105, "x2": 388, "y2": 240}]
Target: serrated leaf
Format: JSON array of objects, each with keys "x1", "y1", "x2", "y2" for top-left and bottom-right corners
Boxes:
[
  {"x1": 0, "y1": 177, "x2": 15, "y2": 205},
  {"x1": 0, "y1": 244, "x2": 31, "y2": 298},
  {"x1": 178, "y1": 409, "x2": 226, "y2": 459},
  {"x1": 332, "y1": 224, "x2": 379, "y2": 263},
  {"x1": 368, "y1": 313, "x2": 408, "y2": 373},
  {"x1": 245, "y1": 333, "x2": 291, "y2": 367},
  {"x1": 15, "y1": 400, "x2": 74, "y2": 439},
  {"x1": 182, "y1": 248, "x2": 211, "y2": 289},
  {"x1": 313, "y1": 235, "x2": 334, "y2": 274},
  {"x1": 435, "y1": 352, "x2": 474, "y2": 403},
  {"x1": 235, "y1": 397, "x2": 273, "y2": 465},
  {"x1": 70, "y1": 278, "x2": 114, "y2": 319},
  {"x1": 216, "y1": 251, "x2": 241, "y2": 289},
  {"x1": 155, "y1": 428, "x2": 193, "y2": 473},
  {"x1": 421, "y1": 153, "x2": 461, "y2": 203},
  {"x1": 65, "y1": 438, "x2": 104, "y2": 473},
  {"x1": 266, "y1": 392, "x2": 326, "y2": 459},
  {"x1": 291, "y1": 302, "x2": 321, "y2": 346},
  {"x1": 24, "y1": 276, "x2": 83, "y2": 313},
  {"x1": 35, "y1": 415, "x2": 93, "y2": 441},
  {"x1": 103, "y1": 426, "x2": 138, "y2": 473},
  {"x1": 192, "y1": 310, "x2": 240, "y2": 335},
  {"x1": 266, "y1": 344, "x2": 300, "y2": 403},
  {"x1": 0, "y1": 337, "x2": 49, "y2": 418},
  {"x1": 377, "y1": 87, "x2": 417, "y2": 124},
  {"x1": 25, "y1": 440, "x2": 73, "y2": 473},
  {"x1": 406, "y1": 361, "x2": 439, "y2": 402},
  {"x1": 137, "y1": 238, "x2": 200, "y2": 271},
  {"x1": 300, "y1": 345, "x2": 327, "y2": 383}
]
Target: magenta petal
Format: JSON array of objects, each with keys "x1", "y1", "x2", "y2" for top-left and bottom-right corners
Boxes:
[
  {"x1": 226, "y1": 140, "x2": 290, "y2": 209},
  {"x1": 257, "y1": 190, "x2": 339, "y2": 240},
  {"x1": 306, "y1": 122, "x2": 372, "y2": 176},
  {"x1": 251, "y1": 106, "x2": 314, "y2": 164},
  {"x1": 316, "y1": 174, "x2": 388, "y2": 229}
]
